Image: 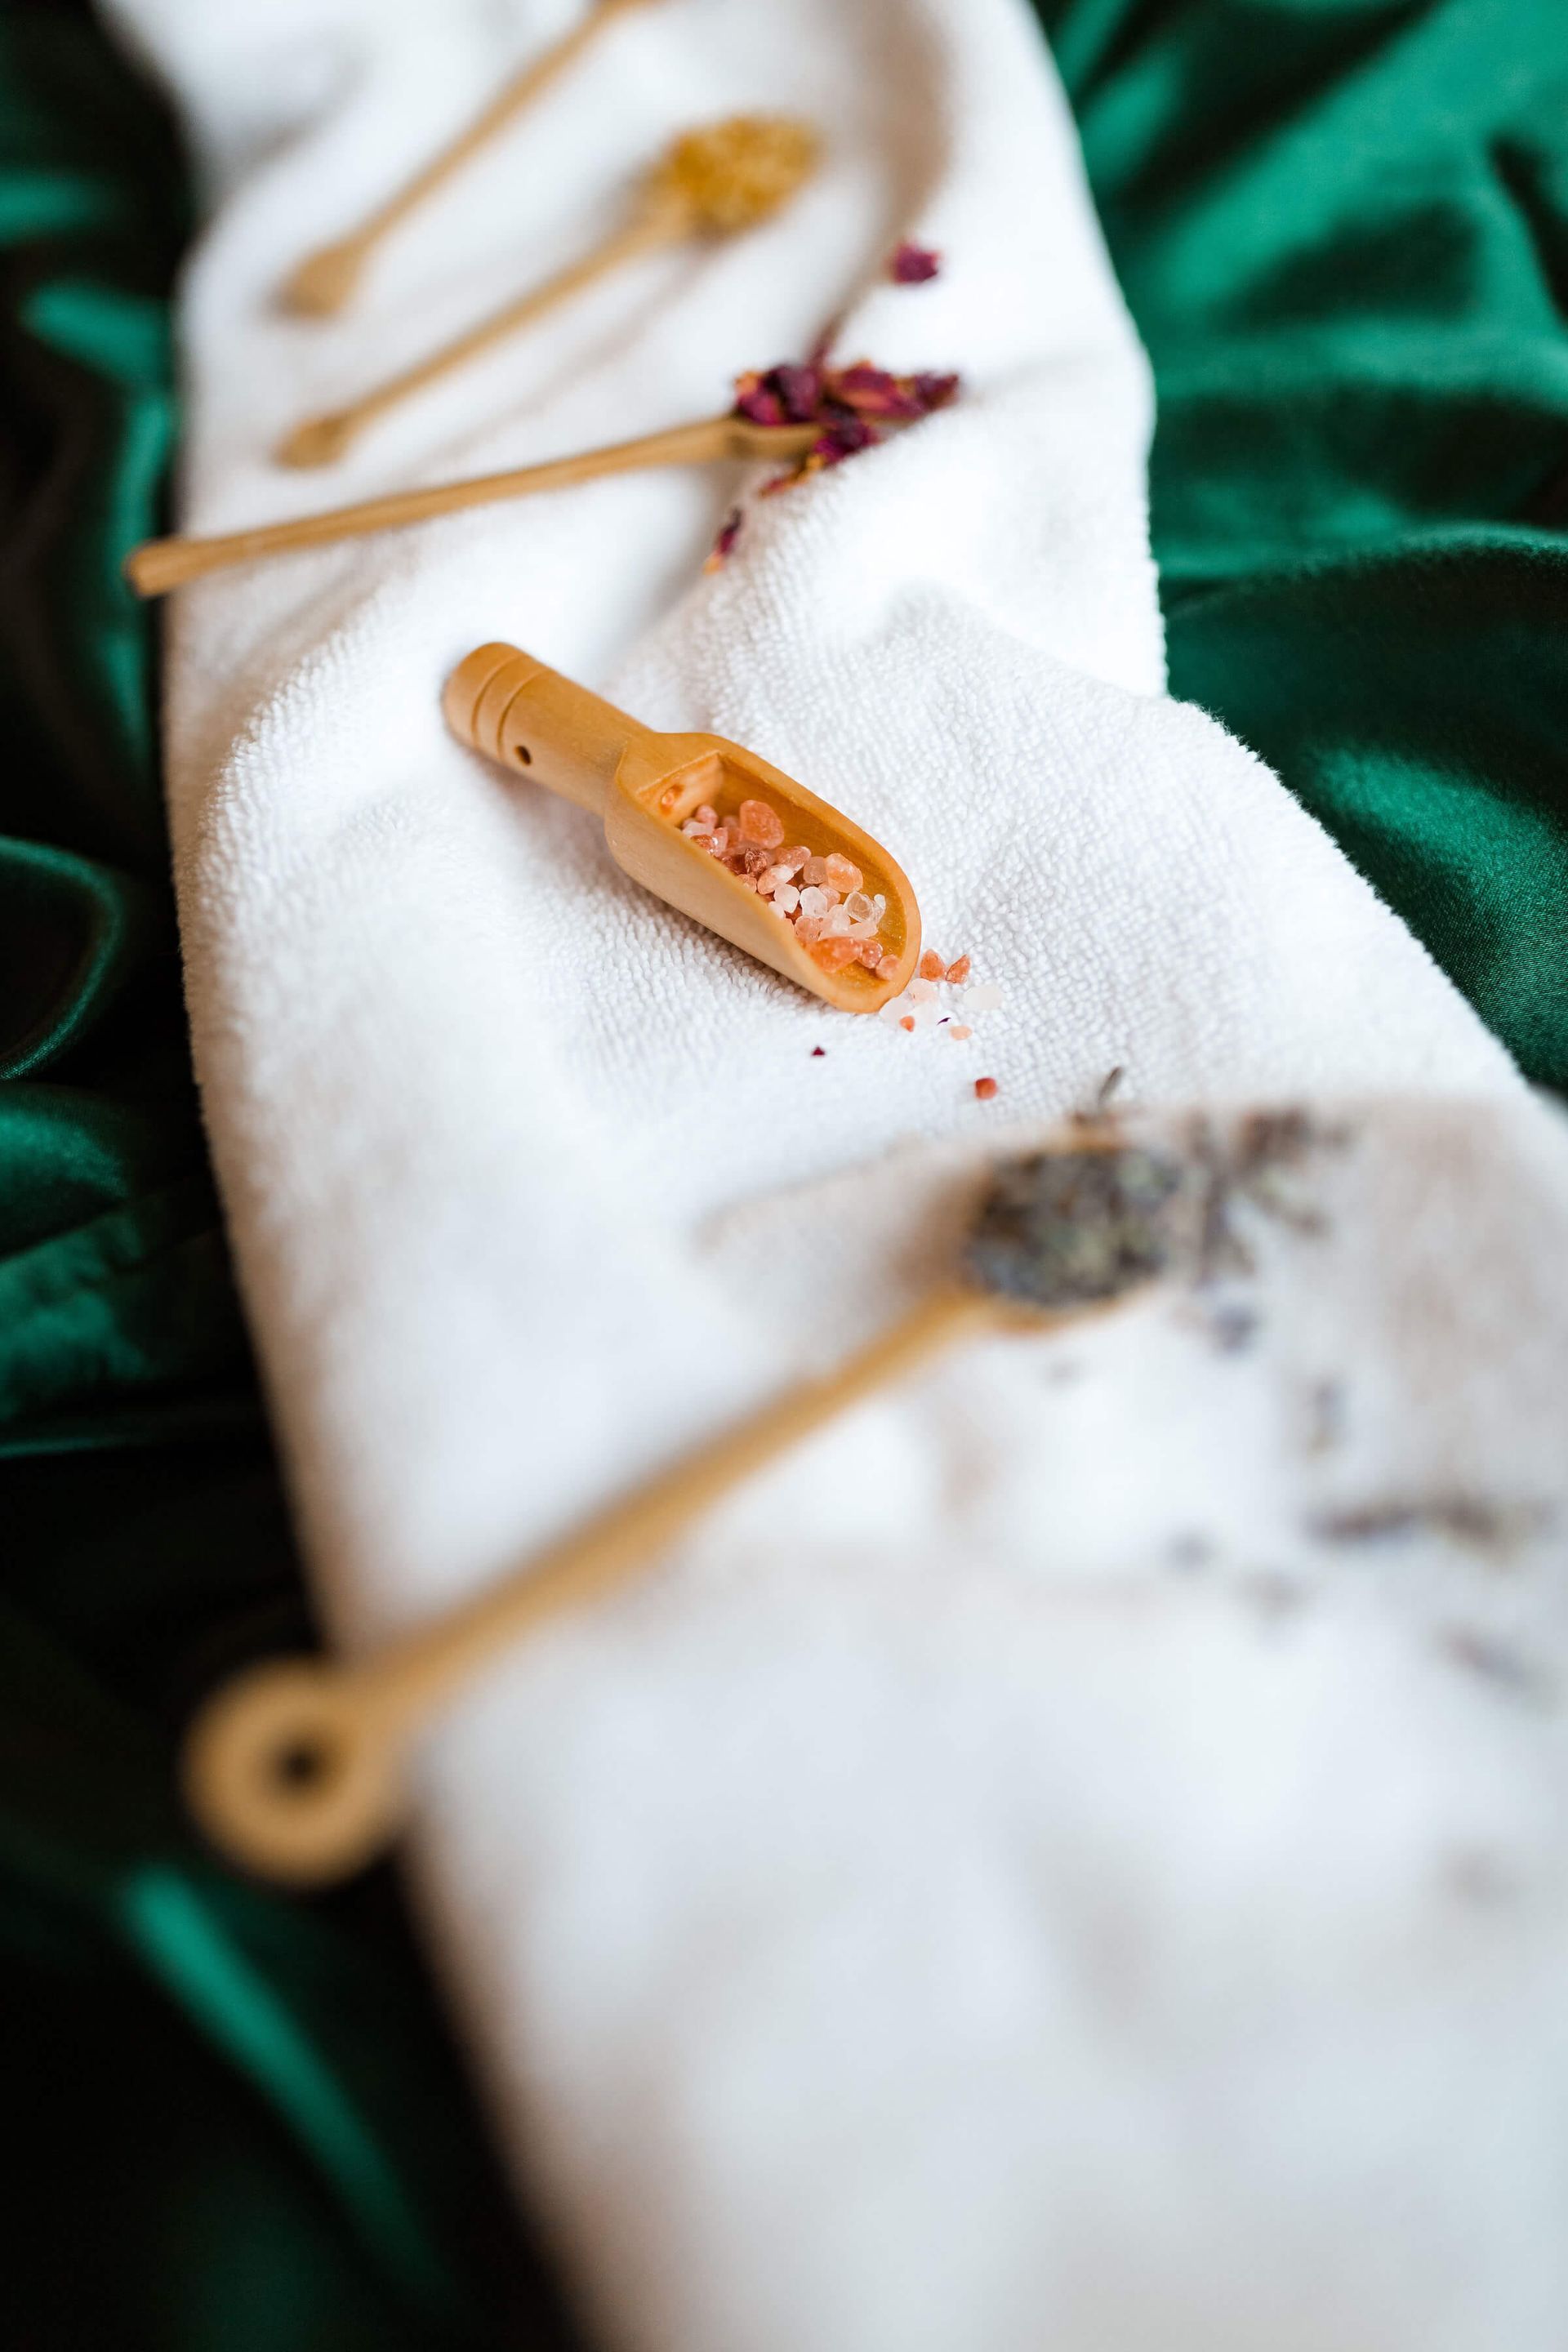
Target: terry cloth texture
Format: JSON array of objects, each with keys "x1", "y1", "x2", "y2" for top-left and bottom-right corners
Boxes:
[{"x1": 60, "y1": 0, "x2": 1568, "y2": 2349}]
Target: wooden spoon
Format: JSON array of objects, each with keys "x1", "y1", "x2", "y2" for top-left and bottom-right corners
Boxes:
[
  {"x1": 124, "y1": 416, "x2": 817, "y2": 596},
  {"x1": 182, "y1": 1138, "x2": 1186, "y2": 1886},
  {"x1": 442, "y1": 639, "x2": 921, "y2": 1013},
  {"x1": 282, "y1": 0, "x2": 665, "y2": 318},
  {"x1": 278, "y1": 114, "x2": 821, "y2": 468}
]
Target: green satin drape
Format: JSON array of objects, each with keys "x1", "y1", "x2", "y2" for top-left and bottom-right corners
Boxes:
[
  {"x1": 3, "y1": 0, "x2": 1565, "y2": 2343},
  {"x1": 1039, "y1": 0, "x2": 1568, "y2": 1087}
]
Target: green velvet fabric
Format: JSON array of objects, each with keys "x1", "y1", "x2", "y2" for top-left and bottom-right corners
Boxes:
[
  {"x1": 1038, "y1": 0, "x2": 1568, "y2": 1089},
  {"x1": 0, "y1": 8, "x2": 575, "y2": 2345}
]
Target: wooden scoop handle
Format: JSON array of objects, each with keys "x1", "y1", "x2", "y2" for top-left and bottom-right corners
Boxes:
[
  {"x1": 278, "y1": 204, "x2": 685, "y2": 467},
  {"x1": 124, "y1": 418, "x2": 814, "y2": 595},
  {"x1": 183, "y1": 1284, "x2": 1009, "y2": 1885},
  {"x1": 281, "y1": 0, "x2": 662, "y2": 316}
]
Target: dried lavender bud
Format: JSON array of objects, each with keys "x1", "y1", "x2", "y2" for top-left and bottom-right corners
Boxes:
[{"x1": 964, "y1": 1146, "x2": 1184, "y2": 1310}]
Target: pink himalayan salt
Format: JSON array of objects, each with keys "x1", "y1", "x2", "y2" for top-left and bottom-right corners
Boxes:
[
  {"x1": 777, "y1": 845, "x2": 810, "y2": 876},
  {"x1": 800, "y1": 856, "x2": 828, "y2": 888},
  {"x1": 797, "y1": 885, "x2": 832, "y2": 919},
  {"x1": 945, "y1": 954, "x2": 972, "y2": 985},
  {"x1": 919, "y1": 950, "x2": 945, "y2": 982},
  {"x1": 950, "y1": 1022, "x2": 973, "y2": 1040},
  {"x1": 737, "y1": 799, "x2": 785, "y2": 848},
  {"x1": 908, "y1": 978, "x2": 938, "y2": 1004},
  {"x1": 795, "y1": 915, "x2": 827, "y2": 944},
  {"x1": 974, "y1": 1076, "x2": 999, "y2": 1101},
  {"x1": 859, "y1": 940, "x2": 886, "y2": 969},
  {"x1": 774, "y1": 883, "x2": 800, "y2": 914},
  {"x1": 900, "y1": 1015, "x2": 916, "y2": 1032},
  {"x1": 810, "y1": 934, "x2": 860, "y2": 972},
  {"x1": 823, "y1": 853, "x2": 862, "y2": 896}
]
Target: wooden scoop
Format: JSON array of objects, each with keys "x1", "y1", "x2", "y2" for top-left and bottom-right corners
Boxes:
[
  {"x1": 442, "y1": 639, "x2": 920, "y2": 1012},
  {"x1": 282, "y1": 0, "x2": 664, "y2": 318},
  {"x1": 124, "y1": 416, "x2": 817, "y2": 597},
  {"x1": 182, "y1": 1138, "x2": 1187, "y2": 1885},
  {"x1": 278, "y1": 114, "x2": 821, "y2": 467}
]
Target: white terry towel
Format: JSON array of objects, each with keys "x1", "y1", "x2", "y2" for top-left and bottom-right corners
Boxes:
[{"x1": 105, "y1": 0, "x2": 1568, "y2": 2344}]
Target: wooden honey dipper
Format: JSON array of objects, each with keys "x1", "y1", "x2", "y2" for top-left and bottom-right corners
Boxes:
[
  {"x1": 278, "y1": 114, "x2": 821, "y2": 468},
  {"x1": 182, "y1": 1135, "x2": 1187, "y2": 1885},
  {"x1": 439, "y1": 639, "x2": 922, "y2": 1012},
  {"x1": 282, "y1": 0, "x2": 666, "y2": 318}
]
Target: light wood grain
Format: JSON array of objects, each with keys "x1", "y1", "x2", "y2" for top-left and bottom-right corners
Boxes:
[
  {"x1": 280, "y1": 0, "x2": 662, "y2": 316},
  {"x1": 440, "y1": 640, "x2": 921, "y2": 1012},
  {"x1": 124, "y1": 416, "x2": 817, "y2": 595}
]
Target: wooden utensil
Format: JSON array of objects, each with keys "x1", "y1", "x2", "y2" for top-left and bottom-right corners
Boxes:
[
  {"x1": 124, "y1": 416, "x2": 817, "y2": 596},
  {"x1": 282, "y1": 0, "x2": 664, "y2": 318},
  {"x1": 278, "y1": 114, "x2": 821, "y2": 467},
  {"x1": 441, "y1": 639, "x2": 921, "y2": 1013},
  {"x1": 182, "y1": 1138, "x2": 1187, "y2": 1886}
]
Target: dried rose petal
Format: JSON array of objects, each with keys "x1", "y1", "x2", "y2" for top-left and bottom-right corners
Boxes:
[
  {"x1": 733, "y1": 372, "x2": 787, "y2": 426},
  {"x1": 889, "y1": 242, "x2": 942, "y2": 285},
  {"x1": 831, "y1": 364, "x2": 924, "y2": 421},
  {"x1": 703, "y1": 507, "x2": 744, "y2": 572},
  {"x1": 910, "y1": 370, "x2": 960, "y2": 413}
]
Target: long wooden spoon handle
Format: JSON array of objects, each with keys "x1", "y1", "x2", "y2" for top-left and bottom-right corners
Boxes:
[
  {"x1": 277, "y1": 205, "x2": 685, "y2": 467},
  {"x1": 183, "y1": 1283, "x2": 1006, "y2": 1885},
  {"x1": 281, "y1": 0, "x2": 661, "y2": 315},
  {"x1": 126, "y1": 416, "x2": 817, "y2": 595}
]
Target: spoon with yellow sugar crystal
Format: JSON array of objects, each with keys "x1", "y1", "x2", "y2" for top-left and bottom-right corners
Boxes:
[{"x1": 278, "y1": 115, "x2": 822, "y2": 468}]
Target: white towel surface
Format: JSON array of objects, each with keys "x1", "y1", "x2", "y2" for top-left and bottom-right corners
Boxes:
[{"x1": 106, "y1": 0, "x2": 1568, "y2": 2344}]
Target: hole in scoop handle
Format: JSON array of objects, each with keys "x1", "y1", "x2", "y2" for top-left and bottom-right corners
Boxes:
[
  {"x1": 443, "y1": 640, "x2": 663, "y2": 814},
  {"x1": 182, "y1": 1659, "x2": 404, "y2": 1887}
]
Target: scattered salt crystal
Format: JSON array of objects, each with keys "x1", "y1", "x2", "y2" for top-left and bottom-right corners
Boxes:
[
  {"x1": 911, "y1": 999, "x2": 941, "y2": 1029},
  {"x1": 944, "y1": 955, "x2": 971, "y2": 985},
  {"x1": 963, "y1": 983, "x2": 1004, "y2": 1013},
  {"x1": 974, "y1": 1076, "x2": 999, "y2": 1101},
  {"x1": 878, "y1": 996, "x2": 908, "y2": 1024},
  {"x1": 908, "y1": 978, "x2": 938, "y2": 1004},
  {"x1": 899, "y1": 1015, "x2": 915, "y2": 1031},
  {"x1": 823, "y1": 853, "x2": 862, "y2": 895},
  {"x1": 919, "y1": 950, "x2": 945, "y2": 982},
  {"x1": 950, "y1": 1023, "x2": 973, "y2": 1041}
]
